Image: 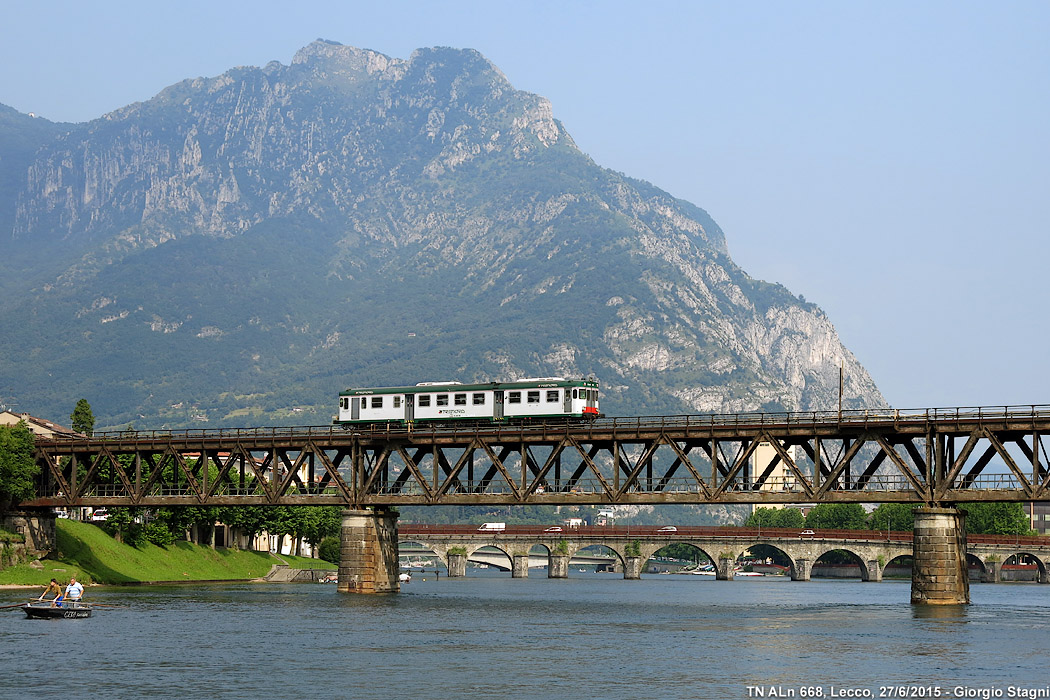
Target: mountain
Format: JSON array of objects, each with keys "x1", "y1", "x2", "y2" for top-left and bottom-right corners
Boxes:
[{"x1": 0, "y1": 40, "x2": 885, "y2": 429}]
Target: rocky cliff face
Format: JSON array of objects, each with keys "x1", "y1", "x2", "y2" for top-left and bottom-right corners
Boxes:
[{"x1": 0, "y1": 40, "x2": 884, "y2": 427}]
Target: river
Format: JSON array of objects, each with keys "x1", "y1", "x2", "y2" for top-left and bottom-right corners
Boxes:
[{"x1": 3, "y1": 572, "x2": 1049, "y2": 700}]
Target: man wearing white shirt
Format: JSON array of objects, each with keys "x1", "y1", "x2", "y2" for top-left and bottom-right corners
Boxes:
[{"x1": 64, "y1": 577, "x2": 84, "y2": 603}]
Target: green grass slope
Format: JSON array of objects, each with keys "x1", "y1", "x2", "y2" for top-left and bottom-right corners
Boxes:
[{"x1": 0, "y1": 519, "x2": 333, "y2": 586}]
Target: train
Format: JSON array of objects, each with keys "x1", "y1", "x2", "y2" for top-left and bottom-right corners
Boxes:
[{"x1": 335, "y1": 377, "x2": 600, "y2": 425}]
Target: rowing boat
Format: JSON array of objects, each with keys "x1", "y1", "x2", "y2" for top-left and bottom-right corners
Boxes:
[{"x1": 21, "y1": 600, "x2": 92, "y2": 619}]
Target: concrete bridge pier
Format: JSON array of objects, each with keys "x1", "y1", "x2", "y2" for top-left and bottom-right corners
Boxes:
[
  {"x1": 548, "y1": 554, "x2": 569, "y2": 578},
  {"x1": 512, "y1": 554, "x2": 530, "y2": 578},
  {"x1": 447, "y1": 552, "x2": 467, "y2": 578},
  {"x1": 911, "y1": 507, "x2": 970, "y2": 605},
  {"x1": 791, "y1": 559, "x2": 812, "y2": 581},
  {"x1": 865, "y1": 560, "x2": 883, "y2": 582},
  {"x1": 716, "y1": 557, "x2": 735, "y2": 581},
  {"x1": 338, "y1": 508, "x2": 400, "y2": 594}
]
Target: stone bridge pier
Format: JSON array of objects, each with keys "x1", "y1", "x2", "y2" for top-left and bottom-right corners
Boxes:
[
  {"x1": 911, "y1": 507, "x2": 969, "y2": 605},
  {"x1": 338, "y1": 508, "x2": 400, "y2": 594}
]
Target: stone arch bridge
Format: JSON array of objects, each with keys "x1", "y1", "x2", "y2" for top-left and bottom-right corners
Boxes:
[{"x1": 398, "y1": 524, "x2": 1050, "y2": 584}]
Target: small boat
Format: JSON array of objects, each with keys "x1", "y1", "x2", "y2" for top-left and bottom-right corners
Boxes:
[{"x1": 22, "y1": 600, "x2": 93, "y2": 619}]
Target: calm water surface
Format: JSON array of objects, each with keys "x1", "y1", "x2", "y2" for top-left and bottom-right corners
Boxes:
[{"x1": 3, "y1": 572, "x2": 1049, "y2": 700}]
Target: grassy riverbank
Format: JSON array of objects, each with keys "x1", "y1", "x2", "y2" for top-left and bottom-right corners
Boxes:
[{"x1": 0, "y1": 519, "x2": 334, "y2": 586}]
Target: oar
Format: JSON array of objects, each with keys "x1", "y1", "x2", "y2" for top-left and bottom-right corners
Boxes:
[{"x1": 0, "y1": 602, "x2": 30, "y2": 610}]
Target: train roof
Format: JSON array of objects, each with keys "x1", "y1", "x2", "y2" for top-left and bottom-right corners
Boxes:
[{"x1": 340, "y1": 378, "x2": 599, "y2": 396}]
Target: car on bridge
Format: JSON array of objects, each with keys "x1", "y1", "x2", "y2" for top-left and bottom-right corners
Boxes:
[{"x1": 657, "y1": 526, "x2": 677, "y2": 533}]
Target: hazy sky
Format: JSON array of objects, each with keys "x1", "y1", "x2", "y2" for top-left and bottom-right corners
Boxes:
[{"x1": 2, "y1": 1, "x2": 1047, "y2": 410}]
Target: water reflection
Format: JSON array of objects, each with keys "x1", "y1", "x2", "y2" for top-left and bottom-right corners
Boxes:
[{"x1": 911, "y1": 603, "x2": 969, "y2": 622}]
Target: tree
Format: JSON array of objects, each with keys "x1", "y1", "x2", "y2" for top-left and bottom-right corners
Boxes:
[
  {"x1": 745, "y1": 507, "x2": 805, "y2": 529},
  {"x1": 774, "y1": 507, "x2": 805, "y2": 528},
  {"x1": 962, "y1": 503, "x2": 1032, "y2": 536},
  {"x1": 804, "y1": 503, "x2": 867, "y2": 530},
  {"x1": 70, "y1": 399, "x2": 95, "y2": 436},
  {"x1": 0, "y1": 421, "x2": 38, "y2": 513},
  {"x1": 745, "y1": 507, "x2": 779, "y2": 527},
  {"x1": 866, "y1": 503, "x2": 915, "y2": 532}
]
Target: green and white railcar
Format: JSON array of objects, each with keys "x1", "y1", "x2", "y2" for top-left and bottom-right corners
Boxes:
[{"x1": 336, "y1": 378, "x2": 600, "y2": 425}]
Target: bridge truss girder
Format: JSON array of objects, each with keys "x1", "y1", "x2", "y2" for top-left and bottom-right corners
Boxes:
[{"x1": 24, "y1": 410, "x2": 1049, "y2": 508}]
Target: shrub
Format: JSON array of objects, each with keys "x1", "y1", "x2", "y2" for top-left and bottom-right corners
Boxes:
[{"x1": 318, "y1": 535, "x2": 340, "y2": 564}]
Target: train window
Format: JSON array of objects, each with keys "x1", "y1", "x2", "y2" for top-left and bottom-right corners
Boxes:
[
  {"x1": 454, "y1": 393, "x2": 467, "y2": 406},
  {"x1": 527, "y1": 391, "x2": 540, "y2": 403},
  {"x1": 393, "y1": 396, "x2": 401, "y2": 408},
  {"x1": 572, "y1": 389, "x2": 578, "y2": 399},
  {"x1": 508, "y1": 391, "x2": 521, "y2": 404},
  {"x1": 341, "y1": 398, "x2": 348, "y2": 410},
  {"x1": 419, "y1": 395, "x2": 431, "y2": 407},
  {"x1": 472, "y1": 393, "x2": 486, "y2": 405},
  {"x1": 546, "y1": 390, "x2": 559, "y2": 402},
  {"x1": 437, "y1": 395, "x2": 449, "y2": 406},
  {"x1": 371, "y1": 397, "x2": 383, "y2": 409}
]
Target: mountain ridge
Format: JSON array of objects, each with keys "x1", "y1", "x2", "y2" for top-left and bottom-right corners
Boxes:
[{"x1": 0, "y1": 40, "x2": 884, "y2": 429}]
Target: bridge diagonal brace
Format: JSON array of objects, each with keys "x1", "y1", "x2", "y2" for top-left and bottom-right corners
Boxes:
[
  {"x1": 855, "y1": 451, "x2": 887, "y2": 491},
  {"x1": 959, "y1": 445, "x2": 997, "y2": 490},
  {"x1": 479, "y1": 441, "x2": 523, "y2": 500},
  {"x1": 768, "y1": 437, "x2": 815, "y2": 499},
  {"x1": 468, "y1": 445, "x2": 512, "y2": 494},
  {"x1": 313, "y1": 448, "x2": 354, "y2": 503},
  {"x1": 74, "y1": 448, "x2": 109, "y2": 499},
  {"x1": 524, "y1": 438, "x2": 571, "y2": 496},
  {"x1": 985, "y1": 430, "x2": 1034, "y2": 498},
  {"x1": 205, "y1": 449, "x2": 240, "y2": 498},
  {"x1": 664, "y1": 441, "x2": 711, "y2": 498},
  {"x1": 711, "y1": 438, "x2": 758, "y2": 498},
  {"x1": 1011, "y1": 436, "x2": 1049, "y2": 492},
  {"x1": 171, "y1": 451, "x2": 205, "y2": 502},
  {"x1": 243, "y1": 451, "x2": 277, "y2": 503},
  {"x1": 569, "y1": 438, "x2": 614, "y2": 496},
  {"x1": 874, "y1": 434, "x2": 930, "y2": 501},
  {"x1": 434, "y1": 442, "x2": 475, "y2": 498},
  {"x1": 35, "y1": 449, "x2": 71, "y2": 504},
  {"x1": 358, "y1": 444, "x2": 393, "y2": 496},
  {"x1": 395, "y1": 446, "x2": 435, "y2": 499},
  {"x1": 812, "y1": 437, "x2": 866, "y2": 499},
  {"x1": 276, "y1": 449, "x2": 311, "y2": 497},
  {"x1": 615, "y1": 440, "x2": 661, "y2": 498},
  {"x1": 137, "y1": 451, "x2": 170, "y2": 499},
  {"x1": 934, "y1": 430, "x2": 982, "y2": 500}
]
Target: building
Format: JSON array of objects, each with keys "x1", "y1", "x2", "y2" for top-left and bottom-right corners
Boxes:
[
  {"x1": 1027, "y1": 502, "x2": 1050, "y2": 536},
  {"x1": 0, "y1": 410, "x2": 81, "y2": 438},
  {"x1": 749, "y1": 440, "x2": 801, "y2": 514}
]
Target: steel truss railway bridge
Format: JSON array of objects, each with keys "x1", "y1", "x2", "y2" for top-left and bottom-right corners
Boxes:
[
  {"x1": 23, "y1": 405, "x2": 1050, "y2": 509},
  {"x1": 19, "y1": 404, "x2": 1050, "y2": 602}
]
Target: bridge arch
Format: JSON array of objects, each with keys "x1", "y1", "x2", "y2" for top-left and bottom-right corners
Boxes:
[
  {"x1": 966, "y1": 553, "x2": 988, "y2": 579},
  {"x1": 811, "y1": 547, "x2": 873, "y2": 582},
  {"x1": 1000, "y1": 551, "x2": 1048, "y2": 582}
]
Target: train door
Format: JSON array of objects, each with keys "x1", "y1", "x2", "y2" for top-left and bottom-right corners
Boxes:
[
  {"x1": 351, "y1": 397, "x2": 361, "y2": 420},
  {"x1": 494, "y1": 391, "x2": 504, "y2": 420},
  {"x1": 563, "y1": 389, "x2": 572, "y2": 414},
  {"x1": 405, "y1": 394, "x2": 414, "y2": 421}
]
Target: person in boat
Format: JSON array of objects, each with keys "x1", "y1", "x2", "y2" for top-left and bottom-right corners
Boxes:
[
  {"x1": 38, "y1": 578, "x2": 62, "y2": 604},
  {"x1": 61, "y1": 577, "x2": 84, "y2": 607}
]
